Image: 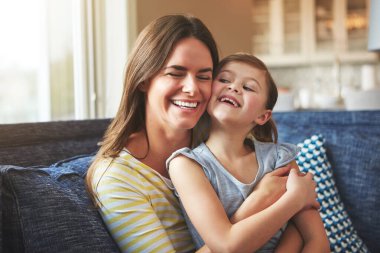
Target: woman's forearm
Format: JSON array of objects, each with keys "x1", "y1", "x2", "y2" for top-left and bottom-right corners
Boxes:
[
  {"x1": 293, "y1": 209, "x2": 330, "y2": 253},
  {"x1": 274, "y1": 222, "x2": 303, "y2": 253}
]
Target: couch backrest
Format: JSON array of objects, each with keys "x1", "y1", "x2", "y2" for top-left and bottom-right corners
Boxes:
[
  {"x1": 0, "y1": 119, "x2": 110, "y2": 167},
  {"x1": 273, "y1": 110, "x2": 380, "y2": 252}
]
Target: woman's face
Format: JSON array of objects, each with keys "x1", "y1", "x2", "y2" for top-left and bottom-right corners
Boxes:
[{"x1": 144, "y1": 37, "x2": 213, "y2": 132}]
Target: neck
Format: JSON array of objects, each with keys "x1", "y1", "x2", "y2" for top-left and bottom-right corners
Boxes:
[
  {"x1": 206, "y1": 122, "x2": 252, "y2": 160},
  {"x1": 127, "y1": 125, "x2": 191, "y2": 178}
]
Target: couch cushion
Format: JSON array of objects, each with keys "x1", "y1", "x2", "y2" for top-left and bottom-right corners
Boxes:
[
  {"x1": 274, "y1": 111, "x2": 380, "y2": 252},
  {"x1": 297, "y1": 134, "x2": 368, "y2": 252},
  {"x1": 0, "y1": 154, "x2": 120, "y2": 253}
]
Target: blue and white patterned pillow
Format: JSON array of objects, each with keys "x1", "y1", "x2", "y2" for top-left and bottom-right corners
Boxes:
[{"x1": 296, "y1": 134, "x2": 369, "y2": 253}]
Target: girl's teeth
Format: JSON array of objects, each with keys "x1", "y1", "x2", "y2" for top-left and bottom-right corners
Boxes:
[{"x1": 220, "y1": 97, "x2": 238, "y2": 107}]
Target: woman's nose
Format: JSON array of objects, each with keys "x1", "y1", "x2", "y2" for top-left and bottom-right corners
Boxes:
[{"x1": 182, "y1": 76, "x2": 199, "y2": 96}]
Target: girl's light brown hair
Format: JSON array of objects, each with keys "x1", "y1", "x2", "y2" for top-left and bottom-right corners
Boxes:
[
  {"x1": 86, "y1": 14, "x2": 219, "y2": 201},
  {"x1": 216, "y1": 52, "x2": 278, "y2": 143}
]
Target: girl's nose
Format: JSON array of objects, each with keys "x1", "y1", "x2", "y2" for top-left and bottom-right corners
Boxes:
[{"x1": 227, "y1": 83, "x2": 240, "y2": 93}]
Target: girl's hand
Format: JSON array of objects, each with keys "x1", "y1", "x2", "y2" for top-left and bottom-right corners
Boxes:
[
  {"x1": 286, "y1": 169, "x2": 320, "y2": 210},
  {"x1": 251, "y1": 165, "x2": 291, "y2": 208},
  {"x1": 231, "y1": 165, "x2": 291, "y2": 222}
]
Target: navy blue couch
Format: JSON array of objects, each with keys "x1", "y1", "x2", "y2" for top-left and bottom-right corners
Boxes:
[{"x1": 0, "y1": 111, "x2": 379, "y2": 252}]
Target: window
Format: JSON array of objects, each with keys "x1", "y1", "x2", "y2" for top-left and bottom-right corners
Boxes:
[{"x1": 0, "y1": 0, "x2": 136, "y2": 124}]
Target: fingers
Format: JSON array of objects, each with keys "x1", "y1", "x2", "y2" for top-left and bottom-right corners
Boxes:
[
  {"x1": 271, "y1": 165, "x2": 292, "y2": 176},
  {"x1": 310, "y1": 199, "x2": 321, "y2": 210}
]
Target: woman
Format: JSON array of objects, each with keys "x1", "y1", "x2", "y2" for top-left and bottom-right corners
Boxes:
[{"x1": 86, "y1": 14, "x2": 218, "y2": 253}]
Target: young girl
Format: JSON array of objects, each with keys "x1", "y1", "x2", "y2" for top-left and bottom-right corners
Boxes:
[{"x1": 167, "y1": 53, "x2": 330, "y2": 252}]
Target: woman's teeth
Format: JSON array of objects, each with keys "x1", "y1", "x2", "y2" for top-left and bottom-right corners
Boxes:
[{"x1": 173, "y1": 100, "x2": 198, "y2": 108}]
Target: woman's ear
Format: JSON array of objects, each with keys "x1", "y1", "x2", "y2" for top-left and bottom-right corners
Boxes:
[{"x1": 255, "y1": 110, "x2": 272, "y2": 126}]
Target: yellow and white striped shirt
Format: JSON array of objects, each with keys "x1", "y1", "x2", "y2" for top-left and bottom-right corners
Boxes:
[{"x1": 92, "y1": 149, "x2": 195, "y2": 253}]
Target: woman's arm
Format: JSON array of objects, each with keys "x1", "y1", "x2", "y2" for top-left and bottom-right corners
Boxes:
[
  {"x1": 288, "y1": 160, "x2": 330, "y2": 253},
  {"x1": 169, "y1": 156, "x2": 319, "y2": 253},
  {"x1": 274, "y1": 222, "x2": 303, "y2": 253},
  {"x1": 293, "y1": 209, "x2": 330, "y2": 253}
]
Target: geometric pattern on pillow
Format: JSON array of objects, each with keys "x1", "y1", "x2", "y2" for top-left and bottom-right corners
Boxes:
[{"x1": 296, "y1": 134, "x2": 369, "y2": 253}]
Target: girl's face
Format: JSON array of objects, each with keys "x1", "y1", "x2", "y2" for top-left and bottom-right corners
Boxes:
[
  {"x1": 144, "y1": 37, "x2": 213, "y2": 132},
  {"x1": 207, "y1": 61, "x2": 271, "y2": 129}
]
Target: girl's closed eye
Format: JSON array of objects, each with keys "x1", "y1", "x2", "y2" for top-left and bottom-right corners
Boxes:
[
  {"x1": 218, "y1": 78, "x2": 230, "y2": 83},
  {"x1": 243, "y1": 84, "x2": 256, "y2": 92}
]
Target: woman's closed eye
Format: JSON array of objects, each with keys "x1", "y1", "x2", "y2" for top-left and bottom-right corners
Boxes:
[
  {"x1": 166, "y1": 72, "x2": 185, "y2": 78},
  {"x1": 197, "y1": 75, "x2": 212, "y2": 81}
]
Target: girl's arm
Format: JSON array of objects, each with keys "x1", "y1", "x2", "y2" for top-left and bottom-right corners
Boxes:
[
  {"x1": 287, "y1": 160, "x2": 330, "y2": 253},
  {"x1": 198, "y1": 165, "x2": 295, "y2": 253},
  {"x1": 169, "y1": 156, "x2": 319, "y2": 253},
  {"x1": 230, "y1": 165, "x2": 306, "y2": 253},
  {"x1": 231, "y1": 165, "x2": 291, "y2": 223}
]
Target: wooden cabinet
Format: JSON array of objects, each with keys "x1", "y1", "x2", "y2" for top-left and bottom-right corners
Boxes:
[{"x1": 252, "y1": 0, "x2": 377, "y2": 66}]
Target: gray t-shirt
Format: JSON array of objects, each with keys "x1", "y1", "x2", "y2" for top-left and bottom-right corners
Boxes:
[{"x1": 167, "y1": 140, "x2": 300, "y2": 252}]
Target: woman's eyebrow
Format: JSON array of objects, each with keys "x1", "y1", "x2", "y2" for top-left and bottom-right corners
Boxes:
[
  {"x1": 164, "y1": 65, "x2": 187, "y2": 71},
  {"x1": 198, "y1": 67, "x2": 213, "y2": 73},
  {"x1": 164, "y1": 65, "x2": 212, "y2": 73}
]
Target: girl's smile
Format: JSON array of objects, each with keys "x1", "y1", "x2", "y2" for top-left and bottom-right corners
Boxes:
[{"x1": 208, "y1": 61, "x2": 270, "y2": 129}]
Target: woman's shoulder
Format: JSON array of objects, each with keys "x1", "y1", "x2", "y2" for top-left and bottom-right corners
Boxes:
[{"x1": 93, "y1": 150, "x2": 145, "y2": 184}]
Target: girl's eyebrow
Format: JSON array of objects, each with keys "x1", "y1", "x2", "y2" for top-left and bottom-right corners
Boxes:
[
  {"x1": 220, "y1": 69, "x2": 262, "y2": 88},
  {"x1": 248, "y1": 77, "x2": 262, "y2": 88},
  {"x1": 164, "y1": 65, "x2": 213, "y2": 73}
]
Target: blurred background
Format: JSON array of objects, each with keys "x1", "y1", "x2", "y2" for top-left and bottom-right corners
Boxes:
[{"x1": 0, "y1": 0, "x2": 379, "y2": 124}]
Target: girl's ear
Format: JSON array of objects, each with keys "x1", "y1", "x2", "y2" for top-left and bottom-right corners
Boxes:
[{"x1": 255, "y1": 110, "x2": 272, "y2": 126}]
